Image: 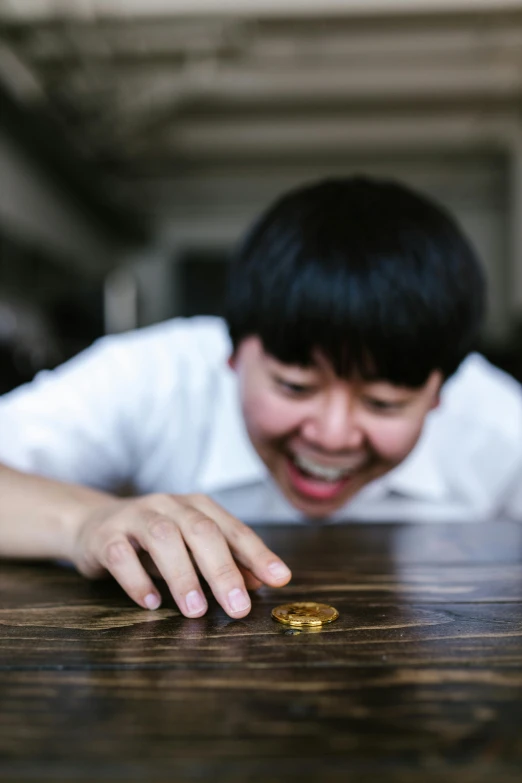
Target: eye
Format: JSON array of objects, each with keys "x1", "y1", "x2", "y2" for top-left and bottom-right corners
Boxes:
[
  {"x1": 363, "y1": 397, "x2": 403, "y2": 412},
  {"x1": 276, "y1": 379, "x2": 314, "y2": 396}
]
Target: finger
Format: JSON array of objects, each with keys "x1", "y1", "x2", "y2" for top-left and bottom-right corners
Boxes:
[
  {"x1": 139, "y1": 551, "x2": 162, "y2": 579},
  {"x1": 100, "y1": 537, "x2": 162, "y2": 611},
  {"x1": 187, "y1": 495, "x2": 292, "y2": 587},
  {"x1": 177, "y1": 506, "x2": 252, "y2": 619},
  {"x1": 184, "y1": 552, "x2": 262, "y2": 591},
  {"x1": 136, "y1": 509, "x2": 209, "y2": 618},
  {"x1": 237, "y1": 563, "x2": 263, "y2": 591}
]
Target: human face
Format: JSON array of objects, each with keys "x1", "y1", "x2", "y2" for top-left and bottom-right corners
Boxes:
[{"x1": 229, "y1": 337, "x2": 443, "y2": 519}]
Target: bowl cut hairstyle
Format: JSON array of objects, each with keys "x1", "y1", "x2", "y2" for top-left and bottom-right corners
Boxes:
[{"x1": 225, "y1": 176, "x2": 486, "y2": 388}]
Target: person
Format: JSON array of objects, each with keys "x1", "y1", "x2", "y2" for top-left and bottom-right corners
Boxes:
[{"x1": 0, "y1": 177, "x2": 521, "y2": 621}]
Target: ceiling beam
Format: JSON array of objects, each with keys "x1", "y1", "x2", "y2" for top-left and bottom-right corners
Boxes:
[
  {"x1": 143, "y1": 111, "x2": 520, "y2": 158},
  {"x1": 3, "y1": 0, "x2": 522, "y2": 21},
  {"x1": 12, "y1": 21, "x2": 522, "y2": 65}
]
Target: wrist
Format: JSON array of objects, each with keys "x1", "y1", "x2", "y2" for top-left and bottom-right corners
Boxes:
[
  {"x1": 59, "y1": 491, "x2": 123, "y2": 563},
  {"x1": 0, "y1": 464, "x2": 122, "y2": 562}
]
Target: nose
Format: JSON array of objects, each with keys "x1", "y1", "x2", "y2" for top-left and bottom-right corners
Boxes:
[{"x1": 300, "y1": 389, "x2": 364, "y2": 453}]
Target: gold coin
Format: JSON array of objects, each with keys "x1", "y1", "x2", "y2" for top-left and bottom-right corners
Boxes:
[{"x1": 271, "y1": 602, "x2": 339, "y2": 627}]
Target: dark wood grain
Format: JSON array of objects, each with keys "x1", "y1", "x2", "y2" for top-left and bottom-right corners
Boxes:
[{"x1": 1, "y1": 521, "x2": 522, "y2": 782}]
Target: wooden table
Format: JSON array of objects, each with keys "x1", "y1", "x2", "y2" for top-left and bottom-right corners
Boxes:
[{"x1": 1, "y1": 521, "x2": 522, "y2": 782}]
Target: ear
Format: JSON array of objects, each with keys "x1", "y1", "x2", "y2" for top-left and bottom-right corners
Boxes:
[
  {"x1": 227, "y1": 352, "x2": 237, "y2": 371},
  {"x1": 427, "y1": 370, "x2": 443, "y2": 411},
  {"x1": 429, "y1": 390, "x2": 441, "y2": 411}
]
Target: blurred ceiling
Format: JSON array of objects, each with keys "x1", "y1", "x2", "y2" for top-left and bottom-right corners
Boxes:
[{"x1": 1, "y1": 0, "x2": 522, "y2": 181}]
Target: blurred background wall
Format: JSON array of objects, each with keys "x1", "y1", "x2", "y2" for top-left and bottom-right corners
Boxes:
[{"x1": 1, "y1": 0, "x2": 522, "y2": 391}]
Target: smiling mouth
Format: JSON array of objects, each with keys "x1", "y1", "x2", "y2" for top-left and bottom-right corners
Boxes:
[
  {"x1": 290, "y1": 452, "x2": 366, "y2": 483},
  {"x1": 287, "y1": 452, "x2": 367, "y2": 489},
  {"x1": 291, "y1": 454, "x2": 351, "y2": 483},
  {"x1": 284, "y1": 454, "x2": 356, "y2": 503}
]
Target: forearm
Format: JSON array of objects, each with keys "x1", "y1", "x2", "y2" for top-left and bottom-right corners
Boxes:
[{"x1": 0, "y1": 463, "x2": 119, "y2": 560}]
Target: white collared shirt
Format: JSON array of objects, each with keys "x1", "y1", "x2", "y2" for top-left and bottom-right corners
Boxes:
[{"x1": 0, "y1": 316, "x2": 521, "y2": 523}]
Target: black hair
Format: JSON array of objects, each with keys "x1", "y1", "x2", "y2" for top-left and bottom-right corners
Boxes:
[{"x1": 225, "y1": 176, "x2": 486, "y2": 387}]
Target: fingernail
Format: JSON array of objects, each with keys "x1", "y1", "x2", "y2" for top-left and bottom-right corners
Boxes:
[
  {"x1": 267, "y1": 561, "x2": 291, "y2": 580},
  {"x1": 145, "y1": 593, "x2": 161, "y2": 610},
  {"x1": 186, "y1": 590, "x2": 207, "y2": 616},
  {"x1": 228, "y1": 587, "x2": 251, "y2": 613}
]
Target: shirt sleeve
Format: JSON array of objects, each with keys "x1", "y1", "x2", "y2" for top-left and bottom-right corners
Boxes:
[{"x1": 0, "y1": 333, "x2": 143, "y2": 491}]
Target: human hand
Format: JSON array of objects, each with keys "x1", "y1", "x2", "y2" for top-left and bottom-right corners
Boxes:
[{"x1": 68, "y1": 493, "x2": 292, "y2": 618}]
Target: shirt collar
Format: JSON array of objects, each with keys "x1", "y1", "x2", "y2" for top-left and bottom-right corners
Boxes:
[{"x1": 380, "y1": 413, "x2": 448, "y2": 500}]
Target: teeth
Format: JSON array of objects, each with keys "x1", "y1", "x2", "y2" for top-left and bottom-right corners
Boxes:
[{"x1": 293, "y1": 454, "x2": 351, "y2": 482}]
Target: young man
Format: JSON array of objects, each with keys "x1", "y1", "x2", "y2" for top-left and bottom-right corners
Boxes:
[{"x1": 0, "y1": 177, "x2": 521, "y2": 620}]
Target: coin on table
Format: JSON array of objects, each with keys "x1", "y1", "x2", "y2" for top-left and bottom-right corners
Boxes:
[{"x1": 271, "y1": 602, "x2": 339, "y2": 627}]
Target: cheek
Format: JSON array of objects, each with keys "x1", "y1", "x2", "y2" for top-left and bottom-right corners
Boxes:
[
  {"x1": 242, "y1": 389, "x2": 303, "y2": 441},
  {"x1": 366, "y1": 417, "x2": 424, "y2": 462}
]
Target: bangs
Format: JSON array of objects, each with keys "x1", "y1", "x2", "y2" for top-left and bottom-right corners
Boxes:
[
  {"x1": 242, "y1": 254, "x2": 451, "y2": 388},
  {"x1": 225, "y1": 177, "x2": 485, "y2": 388}
]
